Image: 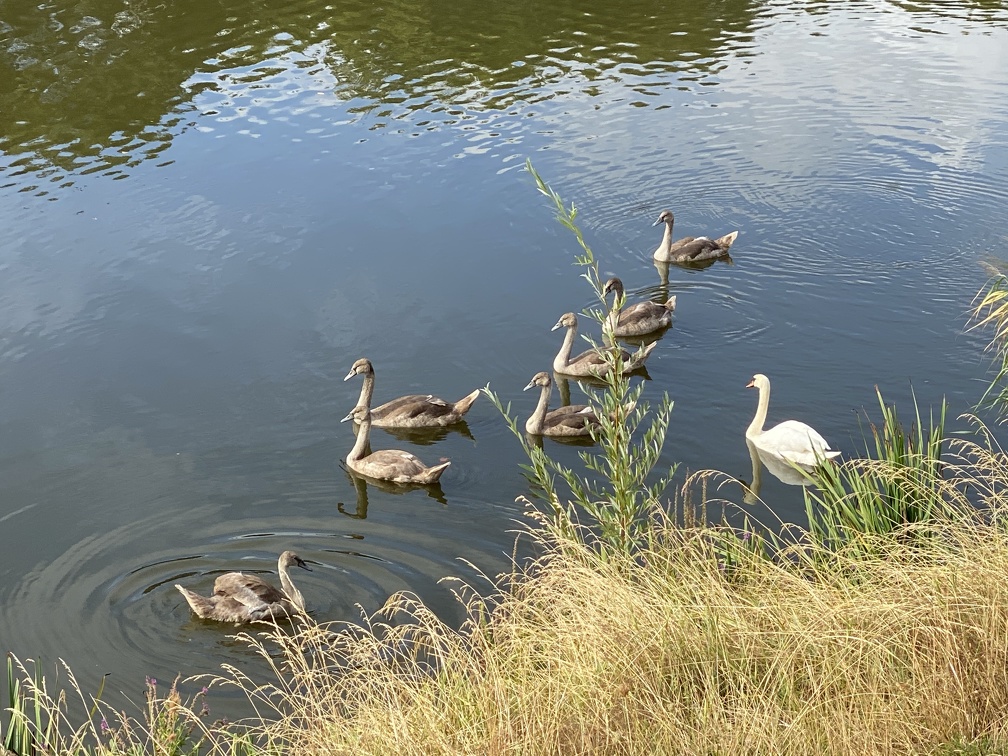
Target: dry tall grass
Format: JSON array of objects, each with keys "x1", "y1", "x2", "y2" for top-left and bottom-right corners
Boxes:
[
  {"x1": 971, "y1": 264, "x2": 1008, "y2": 415},
  {"x1": 210, "y1": 508, "x2": 1008, "y2": 756}
]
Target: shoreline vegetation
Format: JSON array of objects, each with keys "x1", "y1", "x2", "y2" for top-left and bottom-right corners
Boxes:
[{"x1": 6, "y1": 165, "x2": 1008, "y2": 755}]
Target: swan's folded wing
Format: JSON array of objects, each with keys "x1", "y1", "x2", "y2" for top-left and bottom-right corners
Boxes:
[
  {"x1": 218, "y1": 584, "x2": 268, "y2": 611},
  {"x1": 625, "y1": 301, "x2": 666, "y2": 320},
  {"x1": 764, "y1": 421, "x2": 838, "y2": 468},
  {"x1": 214, "y1": 573, "x2": 284, "y2": 605},
  {"x1": 546, "y1": 406, "x2": 599, "y2": 431},
  {"x1": 568, "y1": 357, "x2": 600, "y2": 373},
  {"x1": 676, "y1": 238, "x2": 717, "y2": 260},
  {"x1": 212, "y1": 595, "x2": 261, "y2": 622},
  {"x1": 376, "y1": 394, "x2": 452, "y2": 419},
  {"x1": 548, "y1": 405, "x2": 591, "y2": 418}
]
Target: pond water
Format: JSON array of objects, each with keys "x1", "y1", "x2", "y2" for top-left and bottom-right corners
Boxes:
[{"x1": 1, "y1": 0, "x2": 1007, "y2": 713}]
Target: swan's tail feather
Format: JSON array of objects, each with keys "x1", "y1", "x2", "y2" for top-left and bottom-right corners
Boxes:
[
  {"x1": 453, "y1": 389, "x2": 480, "y2": 416},
  {"x1": 789, "y1": 448, "x2": 842, "y2": 469},
  {"x1": 420, "y1": 460, "x2": 451, "y2": 485},
  {"x1": 175, "y1": 585, "x2": 215, "y2": 619},
  {"x1": 716, "y1": 231, "x2": 739, "y2": 250},
  {"x1": 630, "y1": 340, "x2": 658, "y2": 369},
  {"x1": 663, "y1": 295, "x2": 677, "y2": 312}
]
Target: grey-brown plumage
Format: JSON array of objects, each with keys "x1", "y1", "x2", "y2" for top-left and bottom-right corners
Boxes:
[
  {"x1": 652, "y1": 209, "x2": 738, "y2": 263},
  {"x1": 341, "y1": 406, "x2": 451, "y2": 484},
  {"x1": 523, "y1": 371, "x2": 601, "y2": 437},
  {"x1": 602, "y1": 277, "x2": 676, "y2": 337},
  {"x1": 551, "y1": 312, "x2": 657, "y2": 378},
  {"x1": 344, "y1": 358, "x2": 479, "y2": 428},
  {"x1": 175, "y1": 551, "x2": 310, "y2": 624}
]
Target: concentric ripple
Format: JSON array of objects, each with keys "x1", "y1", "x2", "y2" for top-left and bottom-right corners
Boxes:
[{"x1": 0, "y1": 474, "x2": 516, "y2": 714}]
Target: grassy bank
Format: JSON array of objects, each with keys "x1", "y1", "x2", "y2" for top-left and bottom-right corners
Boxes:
[
  {"x1": 232, "y1": 515, "x2": 1008, "y2": 755},
  {"x1": 16, "y1": 508, "x2": 1008, "y2": 756}
]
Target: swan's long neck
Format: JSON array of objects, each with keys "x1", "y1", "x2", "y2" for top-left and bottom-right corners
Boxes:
[
  {"x1": 554, "y1": 323, "x2": 577, "y2": 370},
  {"x1": 347, "y1": 415, "x2": 372, "y2": 462},
  {"x1": 278, "y1": 561, "x2": 305, "y2": 611},
  {"x1": 658, "y1": 219, "x2": 674, "y2": 256},
  {"x1": 527, "y1": 382, "x2": 552, "y2": 434},
  {"x1": 747, "y1": 383, "x2": 770, "y2": 437},
  {"x1": 356, "y1": 372, "x2": 374, "y2": 409}
]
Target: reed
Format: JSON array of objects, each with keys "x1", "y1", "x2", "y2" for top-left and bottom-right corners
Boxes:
[
  {"x1": 9, "y1": 410, "x2": 1008, "y2": 756},
  {"x1": 13, "y1": 510, "x2": 1008, "y2": 756},
  {"x1": 4, "y1": 653, "x2": 61, "y2": 756},
  {"x1": 803, "y1": 387, "x2": 950, "y2": 556},
  {"x1": 1, "y1": 658, "x2": 258, "y2": 756}
]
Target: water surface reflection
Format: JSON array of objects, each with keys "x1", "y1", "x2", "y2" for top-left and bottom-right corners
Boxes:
[
  {"x1": 1, "y1": 0, "x2": 763, "y2": 191},
  {"x1": 744, "y1": 439, "x2": 812, "y2": 505}
]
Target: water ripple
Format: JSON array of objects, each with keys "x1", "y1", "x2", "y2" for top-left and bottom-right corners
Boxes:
[{"x1": 0, "y1": 494, "x2": 504, "y2": 708}]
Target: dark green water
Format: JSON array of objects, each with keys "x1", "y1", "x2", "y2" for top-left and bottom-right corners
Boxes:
[{"x1": 1, "y1": 0, "x2": 1007, "y2": 710}]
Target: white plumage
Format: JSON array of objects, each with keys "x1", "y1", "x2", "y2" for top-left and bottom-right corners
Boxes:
[{"x1": 745, "y1": 373, "x2": 840, "y2": 471}]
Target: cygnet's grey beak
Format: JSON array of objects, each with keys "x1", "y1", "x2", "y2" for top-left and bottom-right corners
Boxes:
[
  {"x1": 550, "y1": 319, "x2": 564, "y2": 332},
  {"x1": 343, "y1": 369, "x2": 355, "y2": 381},
  {"x1": 297, "y1": 558, "x2": 313, "y2": 572},
  {"x1": 340, "y1": 410, "x2": 355, "y2": 422},
  {"x1": 523, "y1": 380, "x2": 536, "y2": 391},
  {"x1": 652, "y1": 216, "x2": 663, "y2": 227}
]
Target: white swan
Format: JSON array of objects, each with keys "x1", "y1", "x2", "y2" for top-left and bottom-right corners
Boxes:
[{"x1": 745, "y1": 373, "x2": 840, "y2": 471}]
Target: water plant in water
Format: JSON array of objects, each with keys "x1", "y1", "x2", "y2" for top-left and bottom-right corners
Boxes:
[
  {"x1": 2, "y1": 656, "x2": 259, "y2": 756},
  {"x1": 4, "y1": 653, "x2": 61, "y2": 756},
  {"x1": 483, "y1": 159, "x2": 676, "y2": 555},
  {"x1": 803, "y1": 387, "x2": 949, "y2": 557}
]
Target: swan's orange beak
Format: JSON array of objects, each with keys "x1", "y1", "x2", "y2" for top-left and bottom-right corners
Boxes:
[{"x1": 745, "y1": 379, "x2": 755, "y2": 388}]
